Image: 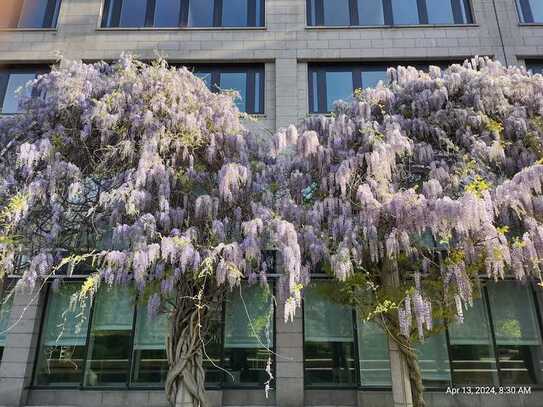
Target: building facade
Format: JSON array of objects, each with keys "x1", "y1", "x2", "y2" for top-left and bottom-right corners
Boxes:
[{"x1": 1, "y1": 1, "x2": 543, "y2": 406}]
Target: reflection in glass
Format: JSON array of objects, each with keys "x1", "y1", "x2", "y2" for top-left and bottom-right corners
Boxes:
[
  {"x1": 325, "y1": 71, "x2": 354, "y2": 111},
  {"x1": 304, "y1": 282, "x2": 356, "y2": 386},
  {"x1": 517, "y1": 0, "x2": 543, "y2": 23},
  {"x1": 34, "y1": 283, "x2": 91, "y2": 386},
  {"x1": 223, "y1": 284, "x2": 274, "y2": 386},
  {"x1": 358, "y1": 0, "x2": 384, "y2": 25},
  {"x1": 155, "y1": 0, "x2": 181, "y2": 27},
  {"x1": 220, "y1": 72, "x2": 247, "y2": 113},
  {"x1": 0, "y1": 293, "x2": 14, "y2": 362},
  {"x1": 131, "y1": 304, "x2": 169, "y2": 385},
  {"x1": 391, "y1": 0, "x2": 419, "y2": 25},
  {"x1": 188, "y1": 0, "x2": 214, "y2": 27},
  {"x1": 84, "y1": 286, "x2": 135, "y2": 387},
  {"x1": 527, "y1": 62, "x2": 543, "y2": 75},
  {"x1": 1, "y1": 73, "x2": 37, "y2": 114},
  {"x1": 119, "y1": 0, "x2": 147, "y2": 27},
  {"x1": 222, "y1": 0, "x2": 248, "y2": 27},
  {"x1": 417, "y1": 331, "x2": 451, "y2": 387},
  {"x1": 361, "y1": 67, "x2": 388, "y2": 88},
  {"x1": 425, "y1": 0, "x2": 454, "y2": 24},
  {"x1": 487, "y1": 281, "x2": 543, "y2": 385},
  {"x1": 323, "y1": 0, "x2": 351, "y2": 26},
  {"x1": 357, "y1": 316, "x2": 392, "y2": 386},
  {"x1": 18, "y1": 0, "x2": 60, "y2": 28},
  {"x1": 448, "y1": 295, "x2": 498, "y2": 385}
]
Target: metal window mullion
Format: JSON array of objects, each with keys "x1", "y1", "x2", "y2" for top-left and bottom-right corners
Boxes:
[
  {"x1": 258, "y1": 67, "x2": 265, "y2": 114},
  {"x1": 219, "y1": 295, "x2": 226, "y2": 386},
  {"x1": 110, "y1": 0, "x2": 123, "y2": 27},
  {"x1": 145, "y1": 0, "x2": 156, "y2": 27},
  {"x1": 43, "y1": 0, "x2": 58, "y2": 28},
  {"x1": 463, "y1": 0, "x2": 473, "y2": 23},
  {"x1": 518, "y1": 0, "x2": 534, "y2": 23},
  {"x1": 416, "y1": 0, "x2": 428, "y2": 24},
  {"x1": 211, "y1": 70, "x2": 221, "y2": 92},
  {"x1": 30, "y1": 283, "x2": 52, "y2": 386},
  {"x1": 351, "y1": 307, "x2": 362, "y2": 386},
  {"x1": 443, "y1": 322, "x2": 454, "y2": 386},
  {"x1": 214, "y1": 0, "x2": 222, "y2": 27},
  {"x1": 180, "y1": 0, "x2": 189, "y2": 27},
  {"x1": 349, "y1": 0, "x2": 358, "y2": 26},
  {"x1": 259, "y1": 0, "x2": 265, "y2": 26},
  {"x1": 0, "y1": 73, "x2": 10, "y2": 112},
  {"x1": 382, "y1": 0, "x2": 393, "y2": 25},
  {"x1": 81, "y1": 286, "x2": 98, "y2": 388},
  {"x1": 127, "y1": 296, "x2": 139, "y2": 388},
  {"x1": 352, "y1": 67, "x2": 362, "y2": 93},
  {"x1": 308, "y1": 67, "x2": 316, "y2": 113},
  {"x1": 317, "y1": 70, "x2": 327, "y2": 113},
  {"x1": 483, "y1": 284, "x2": 503, "y2": 386},
  {"x1": 315, "y1": 0, "x2": 324, "y2": 26}
]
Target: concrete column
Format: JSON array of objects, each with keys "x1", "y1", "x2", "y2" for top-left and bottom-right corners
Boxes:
[
  {"x1": 0, "y1": 286, "x2": 43, "y2": 407},
  {"x1": 388, "y1": 339, "x2": 414, "y2": 407},
  {"x1": 275, "y1": 58, "x2": 300, "y2": 130},
  {"x1": 275, "y1": 302, "x2": 304, "y2": 407}
]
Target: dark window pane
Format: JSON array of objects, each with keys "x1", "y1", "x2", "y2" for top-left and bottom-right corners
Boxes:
[
  {"x1": 527, "y1": 62, "x2": 543, "y2": 74},
  {"x1": 188, "y1": 0, "x2": 214, "y2": 27},
  {"x1": 18, "y1": 0, "x2": 59, "y2": 28},
  {"x1": 518, "y1": 0, "x2": 543, "y2": 23},
  {"x1": 357, "y1": 0, "x2": 385, "y2": 25},
  {"x1": 119, "y1": 0, "x2": 147, "y2": 27},
  {"x1": 308, "y1": 0, "x2": 317, "y2": 25},
  {"x1": 131, "y1": 304, "x2": 168, "y2": 386},
  {"x1": 204, "y1": 301, "x2": 223, "y2": 385},
  {"x1": 448, "y1": 295, "x2": 499, "y2": 385},
  {"x1": 417, "y1": 331, "x2": 451, "y2": 387},
  {"x1": 323, "y1": 0, "x2": 350, "y2": 26},
  {"x1": 325, "y1": 71, "x2": 354, "y2": 111},
  {"x1": 304, "y1": 282, "x2": 356, "y2": 386},
  {"x1": 361, "y1": 67, "x2": 388, "y2": 88},
  {"x1": 155, "y1": 0, "x2": 181, "y2": 27},
  {"x1": 84, "y1": 286, "x2": 135, "y2": 387},
  {"x1": 222, "y1": 0, "x2": 248, "y2": 27},
  {"x1": 34, "y1": 283, "x2": 91, "y2": 386},
  {"x1": 1, "y1": 72, "x2": 36, "y2": 114},
  {"x1": 0, "y1": 293, "x2": 14, "y2": 363},
  {"x1": 487, "y1": 281, "x2": 543, "y2": 385},
  {"x1": 223, "y1": 284, "x2": 274, "y2": 386},
  {"x1": 391, "y1": 0, "x2": 419, "y2": 24},
  {"x1": 426, "y1": 0, "x2": 454, "y2": 24},
  {"x1": 220, "y1": 72, "x2": 247, "y2": 112},
  {"x1": 357, "y1": 316, "x2": 392, "y2": 386},
  {"x1": 254, "y1": 71, "x2": 262, "y2": 114}
]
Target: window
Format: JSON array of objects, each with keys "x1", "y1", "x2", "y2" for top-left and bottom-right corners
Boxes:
[
  {"x1": 527, "y1": 60, "x2": 543, "y2": 74},
  {"x1": 309, "y1": 62, "x2": 456, "y2": 113},
  {"x1": 0, "y1": 292, "x2": 14, "y2": 363},
  {"x1": 356, "y1": 316, "x2": 392, "y2": 386},
  {"x1": 304, "y1": 282, "x2": 357, "y2": 386},
  {"x1": 307, "y1": 0, "x2": 473, "y2": 26},
  {"x1": 448, "y1": 293, "x2": 499, "y2": 385},
  {"x1": 34, "y1": 280, "x2": 274, "y2": 389},
  {"x1": 34, "y1": 282, "x2": 92, "y2": 386},
  {"x1": 487, "y1": 281, "x2": 543, "y2": 385},
  {"x1": 0, "y1": 66, "x2": 47, "y2": 114},
  {"x1": 191, "y1": 65, "x2": 265, "y2": 114},
  {"x1": 101, "y1": 0, "x2": 264, "y2": 28},
  {"x1": 0, "y1": 0, "x2": 61, "y2": 28},
  {"x1": 416, "y1": 331, "x2": 451, "y2": 387},
  {"x1": 517, "y1": 0, "x2": 543, "y2": 23}
]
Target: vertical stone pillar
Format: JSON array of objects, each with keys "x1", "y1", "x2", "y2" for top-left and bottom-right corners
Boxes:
[
  {"x1": 0, "y1": 287, "x2": 43, "y2": 407},
  {"x1": 275, "y1": 58, "x2": 300, "y2": 130},
  {"x1": 388, "y1": 339, "x2": 414, "y2": 407},
  {"x1": 275, "y1": 301, "x2": 304, "y2": 407}
]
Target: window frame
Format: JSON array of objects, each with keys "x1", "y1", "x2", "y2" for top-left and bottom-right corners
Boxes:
[
  {"x1": 189, "y1": 64, "x2": 266, "y2": 115},
  {"x1": 0, "y1": 65, "x2": 49, "y2": 115},
  {"x1": 100, "y1": 0, "x2": 265, "y2": 28},
  {"x1": 32, "y1": 278, "x2": 276, "y2": 390},
  {"x1": 516, "y1": 0, "x2": 543, "y2": 24},
  {"x1": 306, "y1": 0, "x2": 474, "y2": 27},
  {"x1": 0, "y1": 0, "x2": 61, "y2": 29}
]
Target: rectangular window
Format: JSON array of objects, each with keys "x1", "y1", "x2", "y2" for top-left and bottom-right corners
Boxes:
[
  {"x1": 308, "y1": 0, "x2": 472, "y2": 26},
  {"x1": 416, "y1": 331, "x2": 451, "y2": 387},
  {"x1": 0, "y1": 66, "x2": 46, "y2": 114},
  {"x1": 34, "y1": 282, "x2": 92, "y2": 386},
  {"x1": 517, "y1": 0, "x2": 543, "y2": 23},
  {"x1": 0, "y1": 292, "x2": 14, "y2": 363},
  {"x1": 527, "y1": 60, "x2": 543, "y2": 75},
  {"x1": 304, "y1": 282, "x2": 357, "y2": 387},
  {"x1": 223, "y1": 284, "x2": 274, "y2": 386},
  {"x1": 0, "y1": 0, "x2": 61, "y2": 28},
  {"x1": 191, "y1": 65, "x2": 265, "y2": 114},
  {"x1": 84, "y1": 285, "x2": 135, "y2": 387},
  {"x1": 356, "y1": 316, "x2": 392, "y2": 386},
  {"x1": 448, "y1": 293, "x2": 499, "y2": 385},
  {"x1": 487, "y1": 281, "x2": 543, "y2": 385},
  {"x1": 102, "y1": 0, "x2": 264, "y2": 28}
]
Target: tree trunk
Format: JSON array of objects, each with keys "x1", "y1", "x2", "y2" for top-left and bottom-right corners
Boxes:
[{"x1": 165, "y1": 286, "x2": 208, "y2": 407}]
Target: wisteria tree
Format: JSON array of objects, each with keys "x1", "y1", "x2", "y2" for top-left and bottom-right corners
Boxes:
[
  {"x1": 263, "y1": 57, "x2": 543, "y2": 406},
  {"x1": 0, "y1": 57, "x2": 304, "y2": 407}
]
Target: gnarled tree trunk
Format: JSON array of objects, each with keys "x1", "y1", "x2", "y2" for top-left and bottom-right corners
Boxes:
[{"x1": 165, "y1": 282, "x2": 209, "y2": 407}]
